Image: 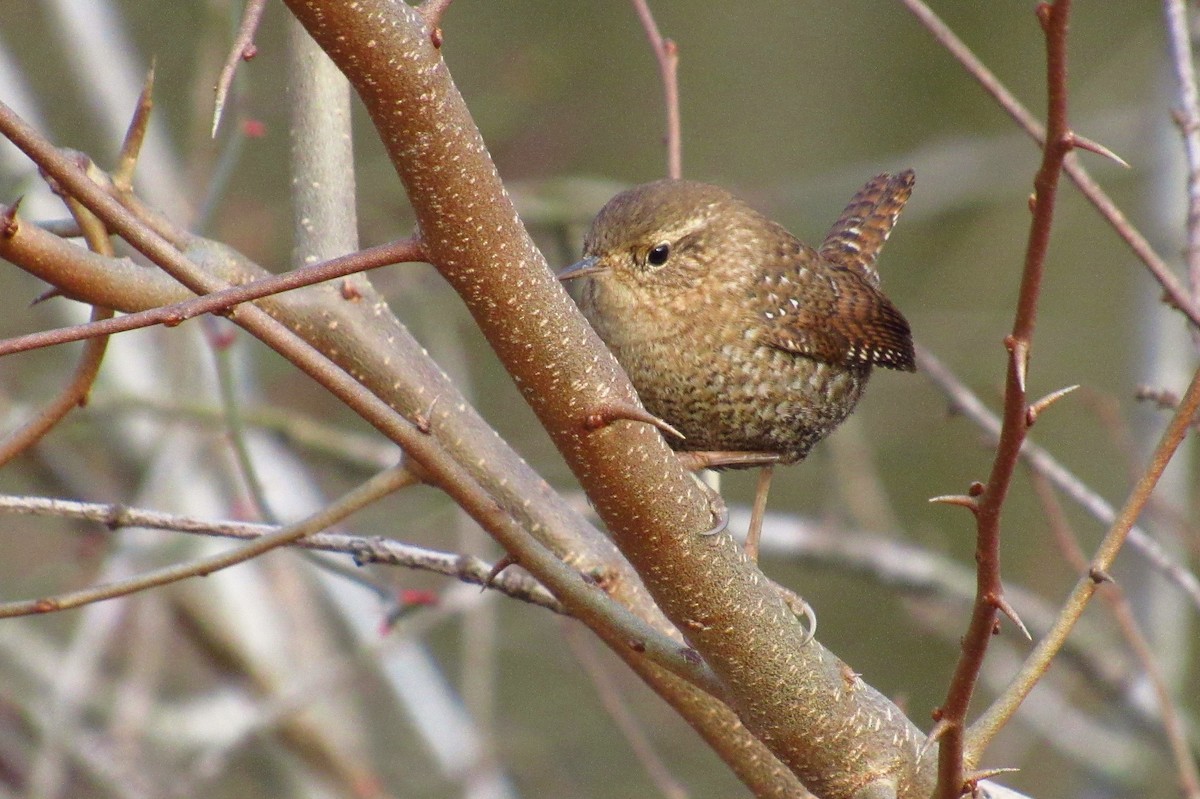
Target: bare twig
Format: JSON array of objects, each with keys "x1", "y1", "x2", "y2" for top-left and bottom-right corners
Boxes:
[
  {"x1": 0, "y1": 71, "x2": 166, "y2": 464},
  {"x1": 629, "y1": 0, "x2": 682, "y2": 179},
  {"x1": 0, "y1": 493, "x2": 566, "y2": 612},
  {"x1": 0, "y1": 303, "x2": 112, "y2": 467},
  {"x1": 1164, "y1": 0, "x2": 1200, "y2": 304},
  {"x1": 0, "y1": 464, "x2": 417, "y2": 618},
  {"x1": 212, "y1": 0, "x2": 268, "y2": 138},
  {"x1": 0, "y1": 99, "x2": 727, "y2": 702},
  {"x1": 0, "y1": 231, "x2": 425, "y2": 357}
]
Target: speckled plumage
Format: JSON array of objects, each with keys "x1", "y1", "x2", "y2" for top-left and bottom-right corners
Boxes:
[{"x1": 562, "y1": 172, "x2": 916, "y2": 465}]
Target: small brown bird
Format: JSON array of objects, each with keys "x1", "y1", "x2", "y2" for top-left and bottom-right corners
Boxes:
[
  {"x1": 561, "y1": 171, "x2": 915, "y2": 458},
  {"x1": 560, "y1": 173, "x2": 916, "y2": 550}
]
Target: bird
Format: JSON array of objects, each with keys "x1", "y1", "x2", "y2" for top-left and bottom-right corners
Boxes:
[{"x1": 559, "y1": 172, "x2": 916, "y2": 553}]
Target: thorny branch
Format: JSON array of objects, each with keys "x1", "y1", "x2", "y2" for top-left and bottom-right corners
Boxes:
[{"x1": 933, "y1": 4, "x2": 1074, "y2": 797}]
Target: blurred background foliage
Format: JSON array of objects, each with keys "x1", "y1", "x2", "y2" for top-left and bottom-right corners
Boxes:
[{"x1": 0, "y1": 1, "x2": 1194, "y2": 798}]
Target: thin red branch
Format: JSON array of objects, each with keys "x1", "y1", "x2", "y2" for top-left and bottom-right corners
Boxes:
[
  {"x1": 971, "y1": 359, "x2": 1200, "y2": 754},
  {"x1": 898, "y1": 0, "x2": 1200, "y2": 330},
  {"x1": 0, "y1": 232, "x2": 424, "y2": 357},
  {"x1": 919, "y1": 346, "x2": 1200, "y2": 613},
  {"x1": 0, "y1": 305, "x2": 112, "y2": 467},
  {"x1": 212, "y1": 0, "x2": 268, "y2": 138},
  {"x1": 629, "y1": 0, "x2": 682, "y2": 179},
  {"x1": 934, "y1": 3, "x2": 1073, "y2": 797}
]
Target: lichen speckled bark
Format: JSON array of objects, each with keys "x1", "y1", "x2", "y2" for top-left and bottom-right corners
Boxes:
[{"x1": 282, "y1": 2, "x2": 934, "y2": 796}]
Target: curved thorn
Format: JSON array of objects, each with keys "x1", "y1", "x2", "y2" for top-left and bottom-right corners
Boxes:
[{"x1": 584, "y1": 402, "x2": 684, "y2": 441}]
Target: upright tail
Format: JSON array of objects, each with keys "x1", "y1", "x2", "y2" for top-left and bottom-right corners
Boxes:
[{"x1": 819, "y1": 170, "x2": 915, "y2": 286}]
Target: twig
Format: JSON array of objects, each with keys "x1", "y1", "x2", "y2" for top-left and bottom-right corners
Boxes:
[
  {"x1": 969, "y1": 360, "x2": 1200, "y2": 757},
  {"x1": 0, "y1": 464, "x2": 416, "y2": 618},
  {"x1": 897, "y1": 0, "x2": 1200, "y2": 329},
  {"x1": 935, "y1": 4, "x2": 1074, "y2": 796},
  {"x1": 0, "y1": 231, "x2": 425, "y2": 357},
  {"x1": 1032, "y1": 474, "x2": 1200, "y2": 799},
  {"x1": 0, "y1": 304, "x2": 112, "y2": 468},
  {"x1": 212, "y1": 0, "x2": 268, "y2": 138},
  {"x1": 113, "y1": 65, "x2": 155, "y2": 192},
  {"x1": 0, "y1": 493, "x2": 565, "y2": 612},
  {"x1": 1164, "y1": 0, "x2": 1200, "y2": 304},
  {"x1": 629, "y1": 0, "x2": 681, "y2": 179}
]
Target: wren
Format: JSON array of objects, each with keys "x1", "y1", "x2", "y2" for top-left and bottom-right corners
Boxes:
[{"x1": 559, "y1": 172, "x2": 916, "y2": 472}]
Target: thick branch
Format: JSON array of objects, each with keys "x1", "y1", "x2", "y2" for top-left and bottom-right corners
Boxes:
[{"x1": 280, "y1": 2, "x2": 932, "y2": 796}]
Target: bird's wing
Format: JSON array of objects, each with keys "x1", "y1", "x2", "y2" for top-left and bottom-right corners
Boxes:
[{"x1": 756, "y1": 261, "x2": 916, "y2": 371}]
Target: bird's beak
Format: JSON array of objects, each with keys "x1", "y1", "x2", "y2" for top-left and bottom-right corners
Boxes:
[{"x1": 557, "y1": 255, "x2": 604, "y2": 281}]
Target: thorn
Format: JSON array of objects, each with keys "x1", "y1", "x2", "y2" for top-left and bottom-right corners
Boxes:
[
  {"x1": 1069, "y1": 132, "x2": 1130, "y2": 169},
  {"x1": 1088, "y1": 567, "x2": 1113, "y2": 584},
  {"x1": 991, "y1": 592, "x2": 1031, "y2": 641},
  {"x1": 412, "y1": 395, "x2": 440, "y2": 434},
  {"x1": 1005, "y1": 336, "x2": 1029, "y2": 395},
  {"x1": 1026, "y1": 384, "x2": 1079, "y2": 426},
  {"x1": 918, "y1": 718, "x2": 953, "y2": 762},
  {"x1": 966, "y1": 766, "x2": 1021, "y2": 783},
  {"x1": 114, "y1": 64, "x2": 156, "y2": 191},
  {"x1": 31, "y1": 287, "x2": 64, "y2": 306},
  {"x1": 928, "y1": 494, "x2": 979, "y2": 512},
  {"x1": 1035, "y1": 3, "x2": 1052, "y2": 31},
  {"x1": 839, "y1": 662, "x2": 860, "y2": 689},
  {"x1": 583, "y1": 402, "x2": 684, "y2": 441},
  {"x1": 2, "y1": 198, "x2": 22, "y2": 237},
  {"x1": 484, "y1": 553, "x2": 516, "y2": 588}
]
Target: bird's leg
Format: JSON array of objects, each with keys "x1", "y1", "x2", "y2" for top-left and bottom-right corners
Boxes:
[
  {"x1": 676, "y1": 451, "x2": 782, "y2": 470},
  {"x1": 675, "y1": 452, "x2": 781, "y2": 542},
  {"x1": 744, "y1": 464, "x2": 773, "y2": 562}
]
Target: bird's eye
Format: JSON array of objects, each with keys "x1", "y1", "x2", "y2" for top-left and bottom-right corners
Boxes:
[{"x1": 647, "y1": 242, "x2": 671, "y2": 267}]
